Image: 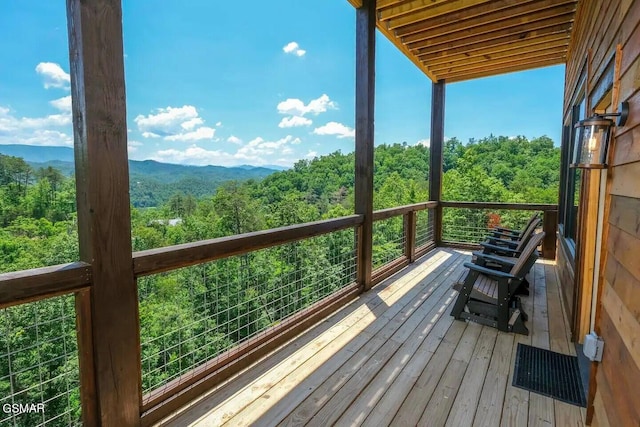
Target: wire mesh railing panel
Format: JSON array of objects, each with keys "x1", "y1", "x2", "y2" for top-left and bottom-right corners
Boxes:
[
  {"x1": 442, "y1": 208, "x2": 541, "y2": 245},
  {"x1": 415, "y1": 209, "x2": 435, "y2": 249},
  {"x1": 0, "y1": 295, "x2": 81, "y2": 427},
  {"x1": 372, "y1": 216, "x2": 405, "y2": 270},
  {"x1": 138, "y1": 228, "x2": 357, "y2": 397}
]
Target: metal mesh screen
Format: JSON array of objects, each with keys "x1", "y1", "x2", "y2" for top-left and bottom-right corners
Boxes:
[
  {"x1": 138, "y1": 228, "x2": 357, "y2": 397},
  {"x1": 0, "y1": 295, "x2": 81, "y2": 427},
  {"x1": 372, "y1": 216, "x2": 405, "y2": 270},
  {"x1": 415, "y1": 209, "x2": 435, "y2": 249},
  {"x1": 442, "y1": 207, "x2": 540, "y2": 244}
]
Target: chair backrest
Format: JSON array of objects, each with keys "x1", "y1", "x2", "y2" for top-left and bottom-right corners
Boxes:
[
  {"x1": 510, "y1": 231, "x2": 545, "y2": 277},
  {"x1": 517, "y1": 213, "x2": 540, "y2": 239},
  {"x1": 515, "y1": 217, "x2": 542, "y2": 252}
]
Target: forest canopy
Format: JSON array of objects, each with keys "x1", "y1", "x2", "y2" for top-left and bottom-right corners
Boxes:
[{"x1": 0, "y1": 134, "x2": 559, "y2": 426}]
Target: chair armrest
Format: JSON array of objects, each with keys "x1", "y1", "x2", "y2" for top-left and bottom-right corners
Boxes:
[
  {"x1": 477, "y1": 253, "x2": 517, "y2": 267},
  {"x1": 494, "y1": 226, "x2": 518, "y2": 233},
  {"x1": 491, "y1": 230, "x2": 520, "y2": 240},
  {"x1": 463, "y1": 262, "x2": 516, "y2": 279},
  {"x1": 487, "y1": 237, "x2": 519, "y2": 248},
  {"x1": 480, "y1": 242, "x2": 519, "y2": 254}
]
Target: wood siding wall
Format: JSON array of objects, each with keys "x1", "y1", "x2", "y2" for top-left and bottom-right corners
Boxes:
[{"x1": 562, "y1": 1, "x2": 640, "y2": 425}]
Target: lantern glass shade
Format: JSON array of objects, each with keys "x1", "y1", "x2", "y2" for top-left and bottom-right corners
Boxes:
[{"x1": 572, "y1": 117, "x2": 612, "y2": 169}]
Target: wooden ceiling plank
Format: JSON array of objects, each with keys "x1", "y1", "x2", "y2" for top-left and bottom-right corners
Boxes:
[
  {"x1": 428, "y1": 43, "x2": 568, "y2": 72},
  {"x1": 437, "y1": 56, "x2": 565, "y2": 81},
  {"x1": 429, "y1": 46, "x2": 568, "y2": 74},
  {"x1": 348, "y1": 0, "x2": 364, "y2": 8},
  {"x1": 413, "y1": 16, "x2": 574, "y2": 55},
  {"x1": 395, "y1": 0, "x2": 554, "y2": 37},
  {"x1": 424, "y1": 33, "x2": 570, "y2": 66},
  {"x1": 377, "y1": 0, "x2": 406, "y2": 9},
  {"x1": 408, "y1": 11, "x2": 575, "y2": 51},
  {"x1": 418, "y1": 23, "x2": 572, "y2": 60},
  {"x1": 402, "y1": 0, "x2": 576, "y2": 44},
  {"x1": 386, "y1": 0, "x2": 493, "y2": 30},
  {"x1": 380, "y1": 0, "x2": 472, "y2": 21}
]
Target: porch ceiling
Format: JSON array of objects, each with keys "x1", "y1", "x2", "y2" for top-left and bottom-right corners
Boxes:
[{"x1": 347, "y1": 0, "x2": 577, "y2": 82}]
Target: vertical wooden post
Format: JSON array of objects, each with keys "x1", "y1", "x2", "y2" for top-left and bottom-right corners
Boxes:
[
  {"x1": 355, "y1": 0, "x2": 376, "y2": 291},
  {"x1": 430, "y1": 80, "x2": 446, "y2": 245},
  {"x1": 66, "y1": 1, "x2": 141, "y2": 425},
  {"x1": 542, "y1": 210, "x2": 558, "y2": 259},
  {"x1": 405, "y1": 211, "x2": 417, "y2": 263}
]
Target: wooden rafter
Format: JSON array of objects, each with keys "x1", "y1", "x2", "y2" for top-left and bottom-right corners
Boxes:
[
  {"x1": 346, "y1": 0, "x2": 577, "y2": 82},
  {"x1": 401, "y1": 1, "x2": 576, "y2": 44},
  {"x1": 429, "y1": 44, "x2": 568, "y2": 74},
  {"x1": 410, "y1": 13, "x2": 575, "y2": 53},
  {"x1": 418, "y1": 23, "x2": 572, "y2": 60}
]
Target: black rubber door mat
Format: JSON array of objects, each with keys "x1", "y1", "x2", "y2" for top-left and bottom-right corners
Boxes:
[{"x1": 512, "y1": 343, "x2": 587, "y2": 407}]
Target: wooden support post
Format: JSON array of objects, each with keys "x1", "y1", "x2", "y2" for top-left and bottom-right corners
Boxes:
[
  {"x1": 405, "y1": 211, "x2": 417, "y2": 263},
  {"x1": 542, "y1": 210, "x2": 558, "y2": 259},
  {"x1": 430, "y1": 80, "x2": 446, "y2": 245},
  {"x1": 355, "y1": 0, "x2": 376, "y2": 291},
  {"x1": 66, "y1": 1, "x2": 141, "y2": 425}
]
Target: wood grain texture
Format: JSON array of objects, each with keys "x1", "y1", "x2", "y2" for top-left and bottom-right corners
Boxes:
[
  {"x1": 355, "y1": 0, "x2": 376, "y2": 291},
  {"x1": 440, "y1": 201, "x2": 558, "y2": 211},
  {"x1": 542, "y1": 210, "x2": 558, "y2": 259},
  {"x1": 0, "y1": 262, "x2": 91, "y2": 309},
  {"x1": 133, "y1": 215, "x2": 363, "y2": 276},
  {"x1": 597, "y1": 309, "x2": 640, "y2": 426},
  {"x1": 66, "y1": 0, "x2": 141, "y2": 424},
  {"x1": 430, "y1": 80, "x2": 445, "y2": 245}
]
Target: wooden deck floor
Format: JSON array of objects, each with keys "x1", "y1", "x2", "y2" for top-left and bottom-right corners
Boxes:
[{"x1": 161, "y1": 248, "x2": 586, "y2": 427}]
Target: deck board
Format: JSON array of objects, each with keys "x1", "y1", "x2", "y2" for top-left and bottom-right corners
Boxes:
[{"x1": 161, "y1": 248, "x2": 585, "y2": 427}]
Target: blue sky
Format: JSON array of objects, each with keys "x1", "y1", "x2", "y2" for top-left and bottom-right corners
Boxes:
[{"x1": 0, "y1": 0, "x2": 566, "y2": 167}]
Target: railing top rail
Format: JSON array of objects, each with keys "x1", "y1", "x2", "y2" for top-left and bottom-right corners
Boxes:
[
  {"x1": 133, "y1": 214, "x2": 364, "y2": 277},
  {"x1": 372, "y1": 201, "x2": 438, "y2": 221},
  {"x1": 0, "y1": 261, "x2": 92, "y2": 309},
  {"x1": 440, "y1": 201, "x2": 558, "y2": 211}
]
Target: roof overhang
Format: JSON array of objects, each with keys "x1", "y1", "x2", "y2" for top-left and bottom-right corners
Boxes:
[{"x1": 347, "y1": 0, "x2": 577, "y2": 82}]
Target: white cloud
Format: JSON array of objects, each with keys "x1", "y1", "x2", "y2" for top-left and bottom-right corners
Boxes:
[
  {"x1": 416, "y1": 138, "x2": 430, "y2": 147},
  {"x1": 50, "y1": 95, "x2": 72, "y2": 112},
  {"x1": 283, "y1": 41, "x2": 306, "y2": 57},
  {"x1": 227, "y1": 135, "x2": 242, "y2": 144},
  {"x1": 0, "y1": 105, "x2": 71, "y2": 133},
  {"x1": 277, "y1": 94, "x2": 336, "y2": 117},
  {"x1": 36, "y1": 62, "x2": 70, "y2": 89},
  {"x1": 305, "y1": 151, "x2": 318, "y2": 159},
  {"x1": 278, "y1": 116, "x2": 312, "y2": 128},
  {"x1": 151, "y1": 134, "x2": 303, "y2": 167},
  {"x1": 135, "y1": 105, "x2": 216, "y2": 142},
  {"x1": 180, "y1": 117, "x2": 203, "y2": 130},
  {"x1": 128, "y1": 140, "x2": 143, "y2": 153},
  {"x1": 313, "y1": 122, "x2": 355, "y2": 139},
  {"x1": 216, "y1": 121, "x2": 223, "y2": 127},
  {"x1": 165, "y1": 126, "x2": 215, "y2": 142}
]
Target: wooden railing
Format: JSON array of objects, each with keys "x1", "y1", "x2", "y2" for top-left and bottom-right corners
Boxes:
[
  {"x1": 0, "y1": 200, "x2": 558, "y2": 425},
  {"x1": 440, "y1": 201, "x2": 559, "y2": 259}
]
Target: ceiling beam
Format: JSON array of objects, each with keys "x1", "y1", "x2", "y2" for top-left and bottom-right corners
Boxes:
[
  {"x1": 438, "y1": 56, "x2": 565, "y2": 82},
  {"x1": 413, "y1": 15, "x2": 574, "y2": 54},
  {"x1": 408, "y1": 11, "x2": 574, "y2": 52},
  {"x1": 429, "y1": 45, "x2": 568, "y2": 75},
  {"x1": 417, "y1": 23, "x2": 572, "y2": 61},
  {"x1": 386, "y1": 0, "x2": 493, "y2": 30},
  {"x1": 425, "y1": 33, "x2": 570, "y2": 67},
  {"x1": 379, "y1": 0, "x2": 464, "y2": 21},
  {"x1": 394, "y1": 0, "x2": 541, "y2": 37},
  {"x1": 402, "y1": 0, "x2": 576, "y2": 44}
]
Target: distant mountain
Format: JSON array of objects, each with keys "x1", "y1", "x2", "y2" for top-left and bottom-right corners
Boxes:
[
  {"x1": 0, "y1": 144, "x2": 74, "y2": 163},
  {"x1": 2, "y1": 145, "x2": 279, "y2": 207}
]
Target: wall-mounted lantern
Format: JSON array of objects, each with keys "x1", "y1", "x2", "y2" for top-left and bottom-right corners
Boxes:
[{"x1": 571, "y1": 101, "x2": 629, "y2": 169}]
